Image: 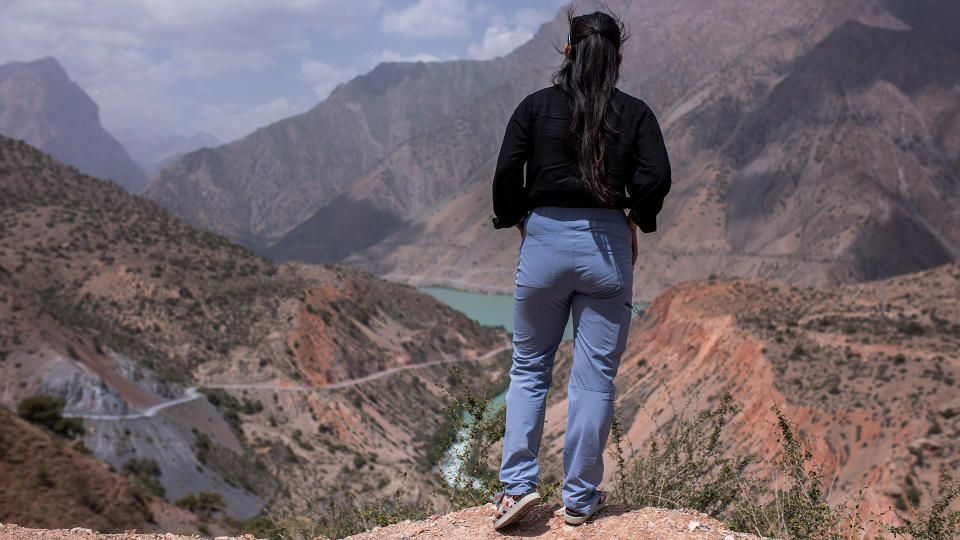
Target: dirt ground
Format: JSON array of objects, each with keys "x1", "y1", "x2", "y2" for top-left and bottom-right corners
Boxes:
[{"x1": 1, "y1": 504, "x2": 768, "y2": 540}]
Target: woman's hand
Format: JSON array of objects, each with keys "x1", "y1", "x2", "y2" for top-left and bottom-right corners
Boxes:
[
  {"x1": 518, "y1": 225, "x2": 525, "y2": 239},
  {"x1": 628, "y1": 213, "x2": 638, "y2": 267}
]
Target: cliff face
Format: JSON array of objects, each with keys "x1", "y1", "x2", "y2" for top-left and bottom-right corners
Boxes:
[
  {"x1": 0, "y1": 57, "x2": 147, "y2": 193},
  {"x1": 532, "y1": 260, "x2": 959, "y2": 514}
]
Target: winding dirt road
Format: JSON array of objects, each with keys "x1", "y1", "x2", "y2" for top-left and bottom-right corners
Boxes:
[{"x1": 68, "y1": 344, "x2": 511, "y2": 421}]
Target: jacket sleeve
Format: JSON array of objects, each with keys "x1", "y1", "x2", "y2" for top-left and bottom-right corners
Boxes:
[
  {"x1": 626, "y1": 103, "x2": 671, "y2": 233},
  {"x1": 491, "y1": 97, "x2": 533, "y2": 229}
]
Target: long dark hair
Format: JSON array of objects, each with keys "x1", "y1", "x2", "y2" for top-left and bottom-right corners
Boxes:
[{"x1": 552, "y1": 8, "x2": 628, "y2": 204}]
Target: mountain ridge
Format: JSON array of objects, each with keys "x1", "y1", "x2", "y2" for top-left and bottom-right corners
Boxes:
[
  {"x1": 145, "y1": 0, "x2": 960, "y2": 302},
  {"x1": 0, "y1": 57, "x2": 147, "y2": 193},
  {"x1": 0, "y1": 133, "x2": 507, "y2": 517}
]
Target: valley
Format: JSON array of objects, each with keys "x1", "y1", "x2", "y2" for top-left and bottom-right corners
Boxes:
[
  {"x1": 0, "y1": 133, "x2": 509, "y2": 524},
  {"x1": 0, "y1": 0, "x2": 958, "y2": 536}
]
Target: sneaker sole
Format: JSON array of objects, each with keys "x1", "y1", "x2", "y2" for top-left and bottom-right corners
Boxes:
[
  {"x1": 563, "y1": 498, "x2": 608, "y2": 525},
  {"x1": 493, "y1": 491, "x2": 541, "y2": 530}
]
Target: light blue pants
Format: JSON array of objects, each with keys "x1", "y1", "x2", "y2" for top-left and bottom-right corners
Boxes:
[{"x1": 499, "y1": 206, "x2": 633, "y2": 514}]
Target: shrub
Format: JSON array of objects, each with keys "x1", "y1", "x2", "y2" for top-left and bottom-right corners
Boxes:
[
  {"x1": 609, "y1": 392, "x2": 758, "y2": 518},
  {"x1": 728, "y1": 405, "x2": 840, "y2": 538},
  {"x1": 16, "y1": 394, "x2": 84, "y2": 439},
  {"x1": 122, "y1": 457, "x2": 166, "y2": 498},
  {"x1": 435, "y1": 366, "x2": 507, "y2": 510},
  {"x1": 175, "y1": 490, "x2": 225, "y2": 516},
  {"x1": 888, "y1": 473, "x2": 960, "y2": 540},
  {"x1": 257, "y1": 474, "x2": 428, "y2": 539}
]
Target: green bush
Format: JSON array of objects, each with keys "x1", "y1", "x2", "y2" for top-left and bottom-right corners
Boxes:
[
  {"x1": 256, "y1": 474, "x2": 428, "y2": 540},
  {"x1": 122, "y1": 457, "x2": 166, "y2": 498},
  {"x1": 435, "y1": 366, "x2": 508, "y2": 510},
  {"x1": 888, "y1": 473, "x2": 960, "y2": 540},
  {"x1": 16, "y1": 394, "x2": 85, "y2": 439},
  {"x1": 609, "y1": 392, "x2": 758, "y2": 517},
  {"x1": 175, "y1": 490, "x2": 225, "y2": 516}
]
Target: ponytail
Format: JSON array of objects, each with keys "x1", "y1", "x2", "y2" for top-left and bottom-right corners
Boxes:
[{"x1": 552, "y1": 8, "x2": 628, "y2": 204}]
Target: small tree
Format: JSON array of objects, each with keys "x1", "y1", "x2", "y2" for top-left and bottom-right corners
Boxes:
[
  {"x1": 175, "y1": 490, "x2": 226, "y2": 516},
  {"x1": 17, "y1": 394, "x2": 85, "y2": 439},
  {"x1": 122, "y1": 457, "x2": 166, "y2": 498}
]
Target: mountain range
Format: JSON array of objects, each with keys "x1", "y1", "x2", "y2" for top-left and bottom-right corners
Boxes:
[
  {"x1": 143, "y1": 0, "x2": 960, "y2": 302},
  {"x1": 2, "y1": 0, "x2": 959, "y2": 535},
  {"x1": 0, "y1": 57, "x2": 147, "y2": 193},
  {"x1": 2, "y1": 111, "x2": 957, "y2": 535}
]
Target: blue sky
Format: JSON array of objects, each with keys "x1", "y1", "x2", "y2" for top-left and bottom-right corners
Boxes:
[{"x1": 0, "y1": 0, "x2": 566, "y2": 143}]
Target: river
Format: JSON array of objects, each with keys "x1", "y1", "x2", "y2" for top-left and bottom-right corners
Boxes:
[{"x1": 419, "y1": 286, "x2": 647, "y2": 487}]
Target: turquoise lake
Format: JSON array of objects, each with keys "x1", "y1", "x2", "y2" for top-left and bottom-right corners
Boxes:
[
  {"x1": 420, "y1": 285, "x2": 648, "y2": 486},
  {"x1": 420, "y1": 286, "x2": 648, "y2": 341},
  {"x1": 420, "y1": 286, "x2": 574, "y2": 340}
]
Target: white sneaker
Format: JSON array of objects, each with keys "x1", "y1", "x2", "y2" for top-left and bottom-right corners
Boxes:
[
  {"x1": 563, "y1": 490, "x2": 608, "y2": 525},
  {"x1": 492, "y1": 490, "x2": 541, "y2": 529}
]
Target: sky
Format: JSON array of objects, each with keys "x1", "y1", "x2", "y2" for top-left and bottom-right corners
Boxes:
[{"x1": 0, "y1": 0, "x2": 566, "y2": 144}]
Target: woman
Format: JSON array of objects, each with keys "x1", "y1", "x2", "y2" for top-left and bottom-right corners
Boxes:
[{"x1": 489, "y1": 9, "x2": 671, "y2": 529}]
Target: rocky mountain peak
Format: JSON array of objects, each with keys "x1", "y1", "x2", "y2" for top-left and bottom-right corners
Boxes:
[{"x1": 0, "y1": 57, "x2": 147, "y2": 193}]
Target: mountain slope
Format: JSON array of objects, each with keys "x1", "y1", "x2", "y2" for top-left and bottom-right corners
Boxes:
[
  {"x1": 0, "y1": 57, "x2": 147, "y2": 193},
  {"x1": 529, "y1": 260, "x2": 960, "y2": 515},
  {"x1": 341, "y1": 1, "x2": 960, "y2": 300},
  {"x1": 148, "y1": 0, "x2": 959, "y2": 302},
  {"x1": 0, "y1": 407, "x2": 205, "y2": 534},
  {"x1": 0, "y1": 133, "x2": 507, "y2": 515},
  {"x1": 119, "y1": 131, "x2": 219, "y2": 179},
  {"x1": 142, "y1": 55, "x2": 549, "y2": 246}
]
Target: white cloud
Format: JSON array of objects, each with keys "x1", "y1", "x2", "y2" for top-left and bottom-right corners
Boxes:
[
  {"x1": 300, "y1": 59, "x2": 362, "y2": 99},
  {"x1": 467, "y1": 7, "x2": 549, "y2": 60},
  {"x1": 380, "y1": 0, "x2": 469, "y2": 38},
  {"x1": 467, "y1": 25, "x2": 532, "y2": 59},
  {"x1": 197, "y1": 98, "x2": 308, "y2": 140},
  {"x1": 515, "y1": 7, "x2": 552, "y2": 30},
  {"x1": 369, "y1": 50, "x2": 447, "y2": 64},
  {"x1": 0, "y1": 0, "x2": 382, "y2": 140},
  {"x1": 0, "y1": 0, "x2": 556, "y2": 142}
]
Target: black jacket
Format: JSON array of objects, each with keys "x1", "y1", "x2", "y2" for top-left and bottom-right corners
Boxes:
[{"x1": 491, "y1": 84, "x2": 671, "y2": 232}]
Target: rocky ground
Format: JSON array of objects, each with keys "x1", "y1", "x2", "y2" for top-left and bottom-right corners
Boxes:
[{"x1": 0, "y1": 505, "x2": 765, "y2": 539}]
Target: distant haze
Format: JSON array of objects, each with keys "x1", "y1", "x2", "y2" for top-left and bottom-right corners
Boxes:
[
  {"x1": 0, "y1": 0, "x2": 564, "y2": 142},
  {"x1": 117, "y1": 131, "x2": 220, "y2": 178},
  {"x1": 0, "y1": 57, "x2": 148, "y2": 192}
]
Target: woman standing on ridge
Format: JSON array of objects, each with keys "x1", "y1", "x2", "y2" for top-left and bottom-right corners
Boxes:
[{"x1": 490, "y1": 8, "x2": 671, "y2": 530}]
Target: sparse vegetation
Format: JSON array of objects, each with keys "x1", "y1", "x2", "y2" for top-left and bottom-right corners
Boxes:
[
  {"x1": 174, "y1": 490, "x2": 226, "y2": 517},
  {"x1": 609, "y1": 392, "x2": 757, "y2": 518},
  {"x1": 16, "y1": 394, "x2": 84, "y2": 439},
  {"x1": 437, "y1": 381, "x2": 959, "y2": 540},
  {"x1": 256, "y1": 474, "x2": 429, "y2": 540},
  {"x1": 888, "y1": 473, "x2": 960, "y2": 540},
  {"x1": 121, "y1": 457, "x2": 165, "y2": 498},
  {"x1": 433, "y1": 365, "x2": 509, "y2": 510}
]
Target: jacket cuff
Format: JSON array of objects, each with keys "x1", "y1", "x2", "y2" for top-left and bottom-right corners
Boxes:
[
  {"x1": 629, "y1": 211, "x2": 657, "y2": 233},
  {"x1": 492, "y1": 216, "x2": 518, "y2": 229}
]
